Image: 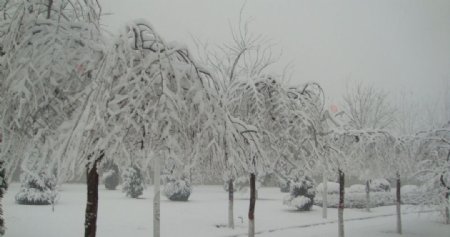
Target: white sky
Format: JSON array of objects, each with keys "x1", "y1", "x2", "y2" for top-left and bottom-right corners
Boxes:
[{"x1": 100, "y1": 0, "x2": 450, "y2": 109}]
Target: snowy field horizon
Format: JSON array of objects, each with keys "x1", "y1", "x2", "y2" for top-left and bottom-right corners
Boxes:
[{"x1": 5, "y1": 183, "x2": 449, "y2": 237}]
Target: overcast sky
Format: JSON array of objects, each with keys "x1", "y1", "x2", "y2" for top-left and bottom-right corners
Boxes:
[{"x1": 99, "y1": 0, "x2": 450, "y2": 109}]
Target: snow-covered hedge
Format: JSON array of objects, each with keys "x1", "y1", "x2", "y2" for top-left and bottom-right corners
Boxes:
[
  {"x1": 122, "y1": 166, "x2": 144, "y2": 198},
  {"x1": 315, "y1": 187, "x2": 420, "y2": 208},
  {"x1": 316, "y1": 182, "x2": 340, "y2": 194},
  {"x1": 370, "y1": 179, "x2": 391, "y2": 192},
  {"x1": 164, "y1": 178, "x2": 192, "y2": 201},
  {"x1": 401, "y1": 185, "x2": 418, "y2": 194},
  {"x1": 15, "y1": 171, "x2": 57, "y2": 205},
  {"x1": 348, "y1": 184, "x2": 366, "y2": 193},
  {"x1": 283, "y1": 175, "x2": 315, "y2": 211}
]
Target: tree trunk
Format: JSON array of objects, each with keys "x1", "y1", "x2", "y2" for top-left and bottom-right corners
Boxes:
[
  {"x1": 396, "y1": 173, "x2": 402, "y2": 234},
  {"x1": 84, "y1": 153, "x2": 103, "y2": 237},
  {"x1": 228, "y1": 179, "x2": 234, "y2": 228},
  {"x1": 153, "y1": 155, "x2": 161, "y2": 237},
  {"x1": 248, "y1": 173, "x2": 256, "y2": 237},
  {"x1": 322, "y1": 173, "x2": 328, "y2": 219},
  {"x1": 445, "y1": 191, "x2": 449, "y2": 225},
  {"x1": 0, "y1": 190, "x2": 4, "y2": 236},
  {"x1": 0, "y1": 161, "x2": 6, "y2": 236},
  {"x1": 0, "y1": 186, "x2": 4, "y2": 236},
  {"x1": 338, "y1": 169, "x2": 345, "y2": 237},
  {"x1": 365, "y1": 180, "x2": 371, "y2": 212}
]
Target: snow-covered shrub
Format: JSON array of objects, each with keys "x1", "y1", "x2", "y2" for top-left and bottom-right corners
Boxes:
[
  {"x1": 348, "y1": 184, "x2": 366, "y2": 193},
  {"x1": 122, "y1": 166, "x2": 144, "y2": 198},
  {"x1": 401, "y1": 185, "x2": 418, "y2": 194},
  {"x1": 164, "y1": 178, "x2": 192, "y2": 201},
  {"x1": 283, "y1": 175, "x2": 315, "y2": 211},
  {"x1": 279, "y1": 178, "x2": 291, "y2": 193},
  {"x1": 315, "y1": 188, "x2": 421, "y2": 208},
  {"x1": 316, "y1": 182, "x2": 340, "y2": 194},
  {"x1": 15, "y1": 170, "x2": 57, "y2": 205},
  {"x1": 370, "y1": 179, "x2": 391, "y2": 192},
  {"x1": 102, "y1": 162, "x2": 119, "y2": 190}
]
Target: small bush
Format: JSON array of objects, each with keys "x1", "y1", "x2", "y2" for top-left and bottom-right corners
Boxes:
[
  {"x1": 164, "y1": 178, "x2": 192, "y2": 201},
  {"x1": 279, "y1": 179, "x2": 291, "y2": 193},
  {"x1": 15, "y1": 170, "x2": 57, "y2": 205},
  {"x1": 122, "y1": 166, "x2": 144, "y2": 198},
  {"x1": 283, "y1": 175, "x2": 315, "y2": 211},
  {"x1": 102, "y1": 161, "x2": 119, "y2": 190}
]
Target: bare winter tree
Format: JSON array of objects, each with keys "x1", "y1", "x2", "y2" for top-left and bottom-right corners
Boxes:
[{"x1": 342, "y1": 82, "x2": 396, "y2": 130}]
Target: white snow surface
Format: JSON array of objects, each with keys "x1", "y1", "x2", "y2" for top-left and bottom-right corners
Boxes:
[{"x1": 4, "y1": 183, "x2": 449, "y2": 237}]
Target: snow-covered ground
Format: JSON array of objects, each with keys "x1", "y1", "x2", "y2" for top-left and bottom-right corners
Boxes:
[{"x1": 4, "y1": 183, "x2": 449, "y2": 237}]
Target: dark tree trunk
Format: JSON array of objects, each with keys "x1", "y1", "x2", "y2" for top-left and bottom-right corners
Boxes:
[
  {"x1": 0, "y1": 161, "x2": 7, "y2": 236},
  {"x1": 396, "y1": 172, "x2": 402, "y2": 234},
  {"x1": 84, "y1": 152, "x2": 104, "y2": 237},
  {"x1": 47, "y1": 0, "x2": 53, "y2": 19},
  {"x1": 445, "y1": 191, "x2": 449, "y2": 225},
  {"x1": 338, "y1": 169, "x2": 345, "y2": 237},
  {"x1": 442, "y1": 151, "x2": 450, "y2": 225},
  {"x1": 248, "y1": 173, "x2": 256, "y2": 237},
  {"x1": 228, "y1": 179, "x2": 234, "y2": 228}
]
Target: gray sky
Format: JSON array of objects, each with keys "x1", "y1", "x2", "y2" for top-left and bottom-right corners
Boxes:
[{"x1": 100, "y1": 0, "x2": 450, "y2": 110}]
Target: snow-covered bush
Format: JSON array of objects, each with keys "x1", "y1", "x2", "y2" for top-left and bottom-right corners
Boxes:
[
  {"x1": 316, "y1": 182, "x2": 340, "y2": 194},
  {"x1": 163, "y1": 178, "x2": 192, "y2": 201},
  {"x1": 122, "y1": 167, "x2": 144, "y2": 198},
  {"x1": 102, "y1": 162, "x2": 119, "y2": 190},
  {"x1": 279, "y1": 178, "x2": 291, "y2": 193},
  {"x1": 283, "y1": 175, "x2": 315, "y2": 211},
  {"x1": 15, "y1": 170, "x2": 57, "y2": 205},
  {"x1": 401, "y1": 185, "x2": 419, "y2": 194},
  {"x1": 370, "y1": 179, "x2": 391, "y2": 192},
  {"x1": 315, "y1": 188, "x2": 421, "y2": 208},
  {"x1": 348, "y1": 184, "x2": 366, "y2": 193}
]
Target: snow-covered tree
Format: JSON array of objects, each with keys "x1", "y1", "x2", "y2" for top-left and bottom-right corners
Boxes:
[
  {"x1": 413, "y1": 125, "x2": 450, "y2": 224},
  {"x1": 89, "y1": 19, "x2": 225, "y2": 237},
  {"x1": 0, "y1": 1, "x2": 104, "y2": 235}
]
